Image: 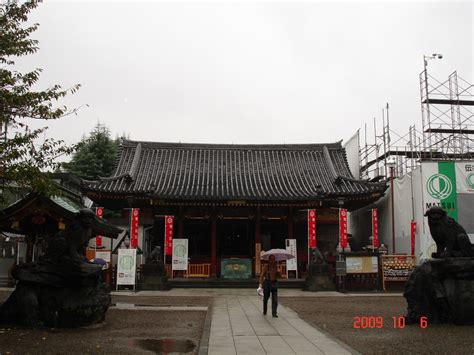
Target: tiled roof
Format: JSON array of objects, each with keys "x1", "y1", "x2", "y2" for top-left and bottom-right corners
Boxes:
[
  {"x1": 83, "y1": 140, "x2": 386, "y2": 201},
  {"x1": 0, "y1": 193, "x2": 123, "y2": 237}
]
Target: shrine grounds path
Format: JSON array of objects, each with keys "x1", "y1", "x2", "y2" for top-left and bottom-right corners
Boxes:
[{"x1": 1, "y1": 288, "x2": 474, "y2": 354}]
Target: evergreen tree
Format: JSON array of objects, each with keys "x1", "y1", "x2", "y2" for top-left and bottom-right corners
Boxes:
[
  {"x1": 0, "y1": 0, "x2": 80, "y2": 195},
  {"x1": 63, "y1": 123, "x2": 119, "y2": 181}
]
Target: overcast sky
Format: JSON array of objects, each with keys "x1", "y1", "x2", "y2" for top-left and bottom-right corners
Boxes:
[{"x1": 18, "y1": 1, "x2": 473, "y2": 150}]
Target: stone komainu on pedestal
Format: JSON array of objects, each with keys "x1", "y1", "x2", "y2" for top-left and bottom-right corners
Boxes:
[
  {"x1": 141, "y1": 246, "x2": 170, "y2": 290},
  {"x1": 0, "y1": 209, "x2": 122, "y2": 328},
  {"x1": 404, "y1": 207, "x2": 474, "y2": 325},
  {"x1": 304, "y1": 248, "x2": 335, "y2": 291}
]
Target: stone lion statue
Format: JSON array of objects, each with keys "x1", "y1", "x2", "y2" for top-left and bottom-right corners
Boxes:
[
  {"x1": 146, "y1": 246, "x2": 162, "y2": 264},
  {"x1": 425, "y1": 206, "x2": 474, "y2": 258}
]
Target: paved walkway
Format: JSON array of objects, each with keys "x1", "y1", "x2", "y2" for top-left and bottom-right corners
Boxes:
[{"x1": 207, "y1": 293, "x2": 354, "y2": 355}]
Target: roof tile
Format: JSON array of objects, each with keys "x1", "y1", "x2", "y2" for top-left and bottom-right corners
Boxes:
[{"x1": 84, "y1": 140, "x2": 386, "y2": 200}]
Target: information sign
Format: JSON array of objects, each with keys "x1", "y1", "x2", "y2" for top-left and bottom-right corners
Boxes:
[
  {"x1": 381, "y1": 255, "x2": 416, "y2": 290},
  {"x1": 172, "y1": 238, "x2": 188, "y2": 271},
  {"x1": 285, "y1": 239, "x2": 298, "y2": 276},
  {"x1": 117, "y1": 248, "x2": 137, "y2": 287}
]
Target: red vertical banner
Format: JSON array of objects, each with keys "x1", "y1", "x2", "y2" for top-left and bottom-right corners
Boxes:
[
  {"x1": 372, "y1": 208, "x2": 379, "y2": 248},
  {"x1": 307, "y1": 209, "x2": 317, "y2": 248},
  {"x1": 165, "y1": 215, "x2": 174, "y2": 256},
  {"x1": 130, "y1": 208, "x2": 139, "y2": 249},
  {"x1": 95, "y1": 207, "x2": 103, "y2": 248},
  {"x1": 339, "y1": 208, "x2": 348, "y2": 248},
  {"x1": 410, "y1": 220, "x2": 417, "y2": 256}
]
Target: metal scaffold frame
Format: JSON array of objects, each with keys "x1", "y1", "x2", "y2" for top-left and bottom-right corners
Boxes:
[
  {"x1": 359, "y1": 68, "x2": 474, "y2": 182},
  {"x1": 420, "y1": 70, "x2": 474, "y2": 158}
]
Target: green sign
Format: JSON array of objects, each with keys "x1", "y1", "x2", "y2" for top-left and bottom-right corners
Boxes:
[
  {"x1": 220, "y1": 258, "x2": 252, "y2": 279},
  {"x1": 424, "y1": 162, "x2": 457, "y2": 221}
]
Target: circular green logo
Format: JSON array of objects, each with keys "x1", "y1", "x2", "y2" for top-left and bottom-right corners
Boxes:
[
  {"x1": 426, "y1": 173, "x2": 452, "y2": 199},
  {"x1": 120, "y1": 255, "x2": 134, "y2": 270},
  {"x1": 466, "y1": 173, "x2": 474, "y2": 189},
  {"x1": 174, "y1": 245, "x2": 186, "y2": 257}
]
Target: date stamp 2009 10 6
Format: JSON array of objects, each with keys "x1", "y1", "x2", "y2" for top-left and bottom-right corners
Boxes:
[{"x1": 353, "y1": 316, "x2": 428, "y2": 329}]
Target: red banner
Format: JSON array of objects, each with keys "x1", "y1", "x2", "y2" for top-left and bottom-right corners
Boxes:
[
  {"x1": 372, "y1": 208, "x2": 379, "y2": 248},
  {"x1": 165, "y1": 215, "x2": 174, "y2": 256},
  {"x1": 95, "y1": 207, "x2": 103, "y2": 248},
  {"x1": 339, "y1": 208, "x2": 348, "y2": 248},
  {"x1": 307, "y1": 209, "x2": 317, "y2": 248},
  {"x1": 130, "y1": 208, "x2": 139, "y2": 249},
  {"x1": 411, "y1": 220, "x2": 417, "y2": 256}
]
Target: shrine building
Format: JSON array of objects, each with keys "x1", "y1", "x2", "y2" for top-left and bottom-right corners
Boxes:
[{"x1": 82, "y1": 139, "x2": 386, "y2": 278}]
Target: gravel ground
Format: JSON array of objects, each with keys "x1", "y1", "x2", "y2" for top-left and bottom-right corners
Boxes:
[
  {"x1": 280, "y1": 296, "x2": 474, "y2": 355},
  {"x1": 0, "y1": 290, "x2": 210, "y2": 355}
]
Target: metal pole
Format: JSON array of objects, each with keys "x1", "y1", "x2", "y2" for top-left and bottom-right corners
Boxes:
[
  {"x1": 382, "y1": 109, "x2": 387, "y2": 178},
  {"x1": 423, "y1": 56, "x2": 432, "y2": 158},
  {"x1": 374, "y1": 117, "x2": 379, "y2": 177},
  {"x1": 386, "y1": 102, "x2": 391, "y2": 153},
  {"x1": 390, "y1": 166, "x2": 396, "y2": 254},
  {"x1": 409, "y1": 126, "x2": 416, "y2": 221}
]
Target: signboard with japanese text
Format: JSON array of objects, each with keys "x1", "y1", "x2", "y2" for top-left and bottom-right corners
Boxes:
[
  {"x1": 381, "y1": 255, "x2": 416, "y2": 290},
  {"x1": 117, "y1": 248, "x2": 137, "y2": 286},
  {"x1": 345, "y1": 256, "x2": 378, "y2": 274},
  {"x1": 165, "y1": 215, "x2": 174, "y2": 256},
  {"x1": 130, "y1": 208, "x2": 139, "y2": 249},
  {"x1": 339, "y1": 209, "x2": 348, "y2": 248},
  {"x1": 95, "y1": 251, "x2": 111, "y2": 263},
  {"x1": 172, "y1": 238, "x2": 188, "y2": 271},
  {"x1": 307, "y1": 209, "x2": 317, "y2": 248},
  {"x1": 372, "y1": 208, "x2": 379, "y2": 248},
  {"x1": 411, "y1": 221, "x2": 417, "y2": 256},
  {"x1": 285, "y1": 239, "x2": 297, "y2": 271}
]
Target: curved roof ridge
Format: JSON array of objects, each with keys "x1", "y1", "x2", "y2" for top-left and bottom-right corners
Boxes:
[
  {"x1": 336, "y1": 174, "x2": 385, "y2": 186},
  {"x1": 120, "y1": 139, "x2": 343, "y2": 151}
]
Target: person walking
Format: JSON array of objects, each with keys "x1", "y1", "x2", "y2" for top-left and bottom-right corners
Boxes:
[{"x1": 259, "y1": 254, "x2": 280, "y2": 317}]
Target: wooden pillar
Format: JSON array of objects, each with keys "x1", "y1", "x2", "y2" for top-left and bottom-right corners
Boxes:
[
  {"x1": 178, "y1": 205, "x2": 184, "y2": 239},
  {"x1": 288, "y1": 206, "x2": 294, "y2": 240},
  {"x1": 255, "y1": 206, "x2": 261, "y2": 276},
  {"x1": 211, "y1": 206, "x2": 217, "y2": 277},
  {"x1": 255, "y1": 206, "x2": 261, "y2": 244}
]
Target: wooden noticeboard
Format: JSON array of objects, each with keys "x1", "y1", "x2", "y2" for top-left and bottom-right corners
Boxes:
[
  {"x1": 345, "y1": 256, "x2": 378, "y2": 274},
  {"x1": 381, "y1": 255, "x2": 416, "y2": 290}
]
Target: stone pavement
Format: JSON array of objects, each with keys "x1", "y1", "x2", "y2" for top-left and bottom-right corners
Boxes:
[{"x1": 207, "y1": 292, "x2": 355, "y2": 355}]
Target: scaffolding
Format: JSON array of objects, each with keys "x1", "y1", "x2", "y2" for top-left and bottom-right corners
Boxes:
[
  {"x1": 360, "y1": 69, "x2": 474, "y2": 181},
  {"x1": 420, "y1": 70, "x2": 474, "y2": 158}
]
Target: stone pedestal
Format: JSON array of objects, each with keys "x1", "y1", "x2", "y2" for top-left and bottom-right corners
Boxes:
[
  {"x1": 141, "y1": 264, "x2": 170, "y2": 290},
  {"x1": 0, "y1": 263, "x2": 110, "y2": 327},
  {"x1": 305, "y1": 274, "x2": 336, "y2": 292},
  {"x1": 304, "y1": 264, "x2": 335, "y2": 292},
  {"x1": 404, "y1": 257, "x2": 474, "y2": 325}
]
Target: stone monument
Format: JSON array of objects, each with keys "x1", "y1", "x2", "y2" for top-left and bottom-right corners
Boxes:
[
  {"x1": 141, "y1": 246, "x2": 170, "y2": 290},
  {"x1": 0, "y1": 209, "x2": 122, "y2": 327},
  {"x1": 305, "y1": 247, "x2": 335, "y2": 291},
  {"x1": 404, "y1": 206, "x2": 474, "y2": 325}
]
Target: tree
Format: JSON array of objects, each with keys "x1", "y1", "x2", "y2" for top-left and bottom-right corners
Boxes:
[
  {"x1": 0, "y1": 1, "x2": 80, "y2": 195},
  {"x1": 63, "y1": 123, "x2": 119, "y2": 181}
]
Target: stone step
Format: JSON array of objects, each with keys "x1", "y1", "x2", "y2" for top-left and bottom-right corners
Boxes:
[{"x1": 168, "y1": 278, "x2": 305, "y2": 289}]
